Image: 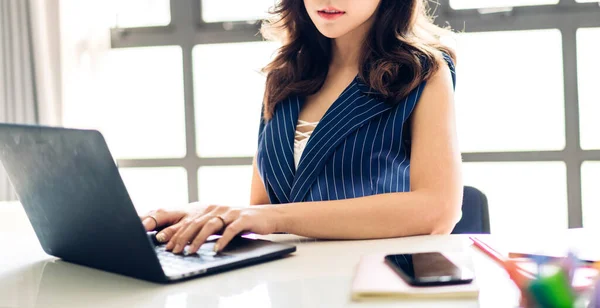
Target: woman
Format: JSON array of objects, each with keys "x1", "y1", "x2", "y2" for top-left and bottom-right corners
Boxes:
[{"x1": 141, "y1": 0, "x2": 462, "y2": 255}]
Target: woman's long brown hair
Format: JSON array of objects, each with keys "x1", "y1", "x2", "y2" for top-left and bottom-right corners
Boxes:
[{"x1": 260, "y1": 0, "x2": 456, "y2": 120}]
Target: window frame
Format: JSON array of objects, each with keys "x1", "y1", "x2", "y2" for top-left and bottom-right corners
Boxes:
[{"x1": 110, "y1": 0, "x2": 600, "y2": 228}]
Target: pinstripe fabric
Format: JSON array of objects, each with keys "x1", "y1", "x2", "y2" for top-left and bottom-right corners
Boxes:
[{"x1": 257, "y1": 55, "x2": 456, "y2": 204}]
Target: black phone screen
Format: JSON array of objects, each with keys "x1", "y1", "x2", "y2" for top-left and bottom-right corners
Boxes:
[{"x1": 384, "y1": 252, "x2": 473, "y2": 286}]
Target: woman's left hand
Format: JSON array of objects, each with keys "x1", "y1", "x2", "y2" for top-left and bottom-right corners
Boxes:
[{"x1": 144, "y1": 204, "x2": 282, "y2": 254}]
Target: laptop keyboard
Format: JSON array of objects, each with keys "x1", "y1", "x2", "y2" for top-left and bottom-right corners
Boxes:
[{"x1": 155, "y1": 242, "x2": 234, "y2": 276}]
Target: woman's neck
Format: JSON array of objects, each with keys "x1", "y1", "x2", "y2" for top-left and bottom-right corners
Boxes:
[{"x1": 330, "y1": 14, "x2": 376, "y2": 70}]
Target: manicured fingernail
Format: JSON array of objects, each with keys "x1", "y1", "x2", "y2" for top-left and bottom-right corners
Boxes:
[
  {"x1": 156, "y1": 233, "x2": 166, "y2": 243},
  {"x1": 187, "y1": 246, "x2": 196, "y2": 255},
  {"x1": 213, "y1": 244, "x2": 220, "y2": 252},
  {"x1": 174, "y1": 244, "x2": 181, "y2": 253}
]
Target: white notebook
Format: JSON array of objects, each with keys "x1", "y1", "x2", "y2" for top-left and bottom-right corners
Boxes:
[{"x1": 351, "y1": 253, "x2": 480, "y2": 301}]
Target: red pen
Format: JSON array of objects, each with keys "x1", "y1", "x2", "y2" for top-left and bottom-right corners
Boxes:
[{"x1": 469, "y1": 237, "x2": 536, "y2": 279}]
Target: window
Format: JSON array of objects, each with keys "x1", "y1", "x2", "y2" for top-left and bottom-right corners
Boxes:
[
  {"x1": 198, "y1": 166, "x2": 253, "y2": 206},
  {"x1": 62, "y1": 46, "x2": 186, "y2": 160},
  {"x1": 193, "y1": 42, "x2": 280, "y2": 157},
  {"x1": 581, "y1": 162, "x2": 600, "y2": 229},
  {"x1": 577, "y1": 28, "x2": 600, "y2": 150},
  {"x1": 108, "y1": 0, "x2": 171, "y2": 27},
  {"x1": 201, "y1": 0, "x2": 276, "y2": 22},
  {"x1": 454, "y1": 29, "x2": 565, "y2": 153},
  {"x1": 119, "y1": 167, "x2": 189, "y2": 215},
  {"x1": 450, "y1": 0, "x2": 558, "y2": 10},
  {"x1": 462, "y1": 162, "x2": 568, "y2": 235}
]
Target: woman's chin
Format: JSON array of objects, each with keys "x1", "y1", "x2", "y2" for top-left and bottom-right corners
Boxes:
[{"x1": 314, "y1": 26, "x2": 350, "y2": 39}]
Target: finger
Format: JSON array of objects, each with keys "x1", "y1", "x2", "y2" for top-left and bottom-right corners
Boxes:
[
  {"x1": 170, "y1": 218, "x2": 205, "y2": 254},
  {"x1": 140, "y1": 211, "x2": 158, "y2": 231},
  {"x1": 154, "y1": 223, "x2": 185, "y2": 243},
  {"x1": 187, "y1": 216, "x2": 228, "y2": 254},
  {"x1": 168, "y1": 215, "x2": 212, "y2": 254},
  {"x1": 141, "y1": 208, "x2": 185, "y2": 231},
  {"x1": 141, "y1": 217, "x2": 157, "y2": 231},
  {"x1": 165, "y1": 217, "x2": 193, "y2": 251},
  {"x1": 214, "y1": 219, "x2": 246, "y2": 253}
]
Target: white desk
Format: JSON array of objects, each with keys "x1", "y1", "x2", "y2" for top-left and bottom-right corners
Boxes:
[{"x1": 0, "y1": 202, "x2": 584, "y2": 308}]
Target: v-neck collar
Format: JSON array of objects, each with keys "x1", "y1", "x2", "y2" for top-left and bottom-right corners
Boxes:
[{"x1": 260, "y1": 75, "x2": 393, "y2": 203}]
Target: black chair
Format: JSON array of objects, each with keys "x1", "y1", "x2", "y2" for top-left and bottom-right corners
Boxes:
[{"x1": 451, "y1": 186, "x2": 490, "y2": 234}]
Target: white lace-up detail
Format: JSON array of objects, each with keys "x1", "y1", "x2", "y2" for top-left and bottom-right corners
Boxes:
[{"x1": 294, "y1": 120, "x2": 319, "y2": 170}]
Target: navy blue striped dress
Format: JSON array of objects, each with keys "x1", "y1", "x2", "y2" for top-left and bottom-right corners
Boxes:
[{"x1": 257, "y1": 55, "x2": 456, "y2": 204}]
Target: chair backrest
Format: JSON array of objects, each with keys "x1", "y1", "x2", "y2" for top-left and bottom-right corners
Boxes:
[{"x1": 451, "y1": 186, "x2": 491, "y2": 234}]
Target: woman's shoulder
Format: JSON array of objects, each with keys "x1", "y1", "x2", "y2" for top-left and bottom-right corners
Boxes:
[{"x1": 423, "y1": 51, "x2": 456, "y2": 90}]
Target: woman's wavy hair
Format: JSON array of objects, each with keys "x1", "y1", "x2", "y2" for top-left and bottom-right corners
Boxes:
[{"x1": 260, "y1": 0, "x2": 456, "y2": 120}]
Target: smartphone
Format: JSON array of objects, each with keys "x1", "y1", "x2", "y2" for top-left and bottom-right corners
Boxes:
[{"x1": 384, "y1": 252, "x2": 474, "y2": 286}]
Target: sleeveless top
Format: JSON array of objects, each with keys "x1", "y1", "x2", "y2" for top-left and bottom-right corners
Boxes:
[{"x1": 256, "y1": 53, "x2": 457, "y2": 204}]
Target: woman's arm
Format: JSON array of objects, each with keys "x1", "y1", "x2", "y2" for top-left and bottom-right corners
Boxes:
[
  {"x1": 250, "y1": 155, "x2": 271, "y2": 205},
  {"x1": 273, "y1": 61, "x2": 463, "y2": 239}
]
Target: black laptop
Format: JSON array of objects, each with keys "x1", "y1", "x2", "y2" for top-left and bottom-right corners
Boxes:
[{"x1": 0, "y1": 124, "x2": 296, "y2": 283}]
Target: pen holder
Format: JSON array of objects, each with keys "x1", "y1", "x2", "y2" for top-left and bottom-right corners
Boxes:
[{"x1": 512, "y1": 258, "x2": 600, "y2": 308}]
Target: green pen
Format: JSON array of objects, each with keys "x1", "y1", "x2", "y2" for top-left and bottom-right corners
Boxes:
[{"x1": 528, "y1": 267, "x2": 575, "y2": 308}]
